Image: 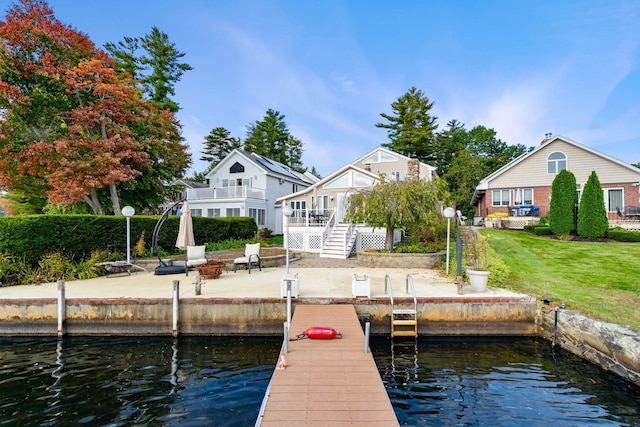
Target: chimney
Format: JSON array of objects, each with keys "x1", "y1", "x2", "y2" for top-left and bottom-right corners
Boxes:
[
  {"x1": 407, "y1": 158, "x2": 420, "y2": 181},
  {"x1": 541, "y1": 132, "x2": 553, "y2": 145}
]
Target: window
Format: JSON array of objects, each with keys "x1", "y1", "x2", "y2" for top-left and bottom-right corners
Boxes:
[
  {"x1": 315, "y1": 195, "x2": 329, "y2": 216},
  {"x1": 492, "y1": 189, "x2": 510, "y2": 206},
  {"x1": 226, "y1": 207, "x2": 240, "y2": 217},
  {"x1": 289, "y1": 200, "x2": 306, "y2": 217},
  {"x1": 513, "y1": 188, "x2": 533, "y2": 205},
  {"x1": 230, "y1": 162, "x2": 245, "y2": 173},
  {"x1": 363, "y1": 151, "x2": 398, "y2": 164},
  {"x1": 207, "y1": 208, "x2": 220, "y2": 218},
  {"x1": 191, "y1": 208, "x2": 202, "y2": 217},
  {"x1": 249, "y1": 208, "x2": 265, "y2": 226},
  {"x1": 605, "y1": 188, "x2": 623, "y2": 212},
  {"x1": 547, "y1": 152, "x2": 567, "y2": 174},
  {"x1": 390, "y1": 171, "x2": 400, "y2": 182}
]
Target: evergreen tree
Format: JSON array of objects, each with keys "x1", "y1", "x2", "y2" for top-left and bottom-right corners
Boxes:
[
  {"x1": 106, "y1": 26, "x2": 192, "y2": 112},
  {"x1": 549, "y1": 170, "x2": 578, "y2": 236},
  {"x1": 244, "y1": 109, "x2": 304, "y2": 171},
  {"x1": 200, "y1": 127, "x2": 241, "y2": 170},
  {"x1": 577, "y1": 171, "x2": 608, "y2": 238},
  {"x1": 432, "y1": 119, "x2": 467, "y2": 176},
  {"x1": 376, "y1": 87, "x2": 438, "y2": 162}
]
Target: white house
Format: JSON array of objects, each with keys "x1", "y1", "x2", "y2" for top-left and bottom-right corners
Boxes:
[
  {"x1": 277, "y1": 147, "x2": 437, "y2": 258},
  {"x1": 186, "y1": 149, "x2": 318, "y2": 234}
]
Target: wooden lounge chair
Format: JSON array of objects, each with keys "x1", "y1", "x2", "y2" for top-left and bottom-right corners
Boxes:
[{"x1": 233, "y1": 243, "x2": 262, "y2": 273}]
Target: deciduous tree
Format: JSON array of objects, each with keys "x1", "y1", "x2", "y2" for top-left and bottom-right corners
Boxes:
[{"x1": 345, "y1": 177, "x2": 445, "y2": 251}]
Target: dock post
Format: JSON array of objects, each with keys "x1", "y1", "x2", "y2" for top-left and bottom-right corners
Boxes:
[
  {"x1": 57, "y1": 280, "x2": 65, "y2": 337},
  {"x1": 286, "y1": 287, "x2": 292, "y2": 326},
  {"x1": 172, "y1": 280, "x2": 179, "y2": 337},
  {"x1": 195, "y1": 275, "x2": 201, "y2": 295},
  {"x1": 364, "y1": 321, "x2": 370, "y2": 353},
  {"x1": 283, "y1": 322, "x2": 289, "y2": 353}
]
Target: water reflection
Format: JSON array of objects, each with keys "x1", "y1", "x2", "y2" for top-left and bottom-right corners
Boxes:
[
  {"x1": 0, "y1": 336, "x2": 638, "y2": 426},
  {"x1": 370, "y1": 337, "x2": 640, "y2": 426}
]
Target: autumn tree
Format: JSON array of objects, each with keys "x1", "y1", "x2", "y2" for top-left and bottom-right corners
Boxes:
[
  {"x1": 376, "y1": 86, "x2": 438, "y2": 162},
  {"x1": 345, "y1": 177, "x2": 445, "y2": 251},
  {"x1": 577, "y1": 171, "x2": 608, "y2": 238},
  {"x1": 0, "y1": 0, "x2": 190, "y2": 214},
  {"x1": 549, "y1": 169, "x2": 578, "y2": 236},
  {"x1": 0, "y1": 0, "x2": 96, "y2": 212},
  {"x1": 244, "y1": 109, "x2": 304, "y2": 172}
]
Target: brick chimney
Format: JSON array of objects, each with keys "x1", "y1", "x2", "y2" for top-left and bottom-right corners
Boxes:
[{"x1": 407, "y1": 158, "x2": 420, "y2": 181}]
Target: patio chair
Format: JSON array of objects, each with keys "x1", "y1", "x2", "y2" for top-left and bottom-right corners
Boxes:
[
  {"x1": 233, "y1": 243, "x2": 262, "y2": 273},
  {"x1": 185, "y1": 245, "x2": 208, "y2": 276}
]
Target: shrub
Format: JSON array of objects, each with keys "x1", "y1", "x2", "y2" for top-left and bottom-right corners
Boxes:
[
  {"x1": 608, "y1": 227, "x2": 640, "y2": 242},
  {"x1": 534, "y1": 226, "x2": 553, "y2": 235},
  {"x1": 549, "y1": 170, "x2": 577, "y2": 236},
  {"x1": 577, "y1": 171, "x2": 608, "y2": 238}
]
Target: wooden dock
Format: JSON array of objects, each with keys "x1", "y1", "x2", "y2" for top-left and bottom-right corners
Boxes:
[{"x1": 257, "y1": 304, "x2": 399, "y2": 426}]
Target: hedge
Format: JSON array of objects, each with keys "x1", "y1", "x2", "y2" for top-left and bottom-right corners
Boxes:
[
  {"x1": 607, "y1": 227, "x2": 640, "y2": 242},
  {"x1": 0, "y1": 215, "x2": 257, "y2": 265}
]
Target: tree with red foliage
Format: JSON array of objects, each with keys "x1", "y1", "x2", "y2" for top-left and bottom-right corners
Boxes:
[{"x1": 0, "y1": 0, "x2": 190, "y2": 214}]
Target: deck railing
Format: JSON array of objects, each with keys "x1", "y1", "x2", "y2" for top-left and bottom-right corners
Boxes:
[{"x1": 186, "y1": 186, "x2": 264, "y2": 200}]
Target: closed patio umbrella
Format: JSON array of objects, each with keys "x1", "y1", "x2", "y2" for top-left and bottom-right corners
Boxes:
[{"x1": 175, "y1": 201, "x2": 195, "y2": 249}]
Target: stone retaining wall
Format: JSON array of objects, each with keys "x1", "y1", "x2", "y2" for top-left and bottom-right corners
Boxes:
[
  {"x1": 538, "y1": 304, "x2": 640, "y2": 386},
  {"x1": 356, "y1": 251, "x2": 445, "y2": 268}
]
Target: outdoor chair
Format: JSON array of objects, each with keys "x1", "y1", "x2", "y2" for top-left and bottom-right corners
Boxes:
[
  {"x1": 185, "y1": 245, "x2": 208, "y2": 276},
  {"x1": 233, "y1": 243, "x2": 262, "y2": 273}
]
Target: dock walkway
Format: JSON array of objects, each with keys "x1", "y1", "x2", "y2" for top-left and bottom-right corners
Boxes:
[{"x1": 257, "y1": 304, "x2": 399, "y2": 426}]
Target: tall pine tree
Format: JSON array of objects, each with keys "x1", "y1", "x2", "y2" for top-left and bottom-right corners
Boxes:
[
  {"x1": 200, "y1": 127, "x2": 241, "y2": 171},
  {"x1": 376, "y1": 86, "x2": 438, "y2": 162}
]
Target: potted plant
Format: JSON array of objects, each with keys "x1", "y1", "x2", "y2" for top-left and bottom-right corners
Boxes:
[{"x1": 464, "y1": 230, "x2": 490, "y2": 292}]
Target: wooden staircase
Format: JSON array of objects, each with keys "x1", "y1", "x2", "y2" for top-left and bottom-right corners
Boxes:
[
  {"x1": 320, "y1": 223, "x2": 357, "y2": 259},
  {"x1": 385, "y1": 274, "x2": 418, "y2": 338}
]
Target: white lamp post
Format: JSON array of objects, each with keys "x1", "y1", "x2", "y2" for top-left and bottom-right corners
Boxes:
[
  {"x1": 122, "y1": 206, "x2": 135, "y2": 264},
  {"x1": 443, "y1": 207, "x2": 455, "y2": 275},
  {"x1": 282, "y1": 204, "x2": 293, "y2": 273}
]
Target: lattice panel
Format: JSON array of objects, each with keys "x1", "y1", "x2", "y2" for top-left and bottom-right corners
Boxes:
[
  {"x1": 359, "y1": 233, "x2": 386, "y2": 250},
  {"x1": 289, "y1": 232, "x2": 304, "y2": 250},
  {"x1": 308, "y1": 234, "x2": 322, "y2": 251}
]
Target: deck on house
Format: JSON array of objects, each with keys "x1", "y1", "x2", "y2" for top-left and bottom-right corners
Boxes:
[{"x1": 257, "y1": 304, "x2": 399, "y2": 427}]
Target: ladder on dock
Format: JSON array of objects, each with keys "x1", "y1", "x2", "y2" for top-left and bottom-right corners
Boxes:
[{"x1": 385, "y1": 274, "x2": 418, "y2": 338}]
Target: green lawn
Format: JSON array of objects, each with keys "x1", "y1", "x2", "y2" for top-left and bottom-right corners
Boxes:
[{"x1": 482, "y1": 229, "x2": 640, "y2": 332}]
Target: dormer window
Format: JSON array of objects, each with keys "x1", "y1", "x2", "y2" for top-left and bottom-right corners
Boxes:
[
  {"x1": 230, "y1": 162, "x2": 245, "y2": 174},
  {"x1": 547, "y1": 152, "x2": 567, "y2": 174}
]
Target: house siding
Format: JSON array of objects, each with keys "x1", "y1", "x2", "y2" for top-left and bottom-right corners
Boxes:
[{"x1": 475, "y1": 137, "x2": 640, "y2": 221}]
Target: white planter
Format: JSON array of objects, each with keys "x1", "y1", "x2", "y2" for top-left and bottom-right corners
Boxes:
[
  {"x1": 280, "y1": 275, "x2": 299, "y2": 298},
  {"x1": 352, "y1": 274, "x2": 370, "y2": 297},
  {"x1": 466, "y1": 269, "x2": 490, "y2": 292}
]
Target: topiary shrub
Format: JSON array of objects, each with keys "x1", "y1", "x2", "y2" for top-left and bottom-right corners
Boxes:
[
  {"x1": 607, "y1": 227, "x2": 640, "y2": 242},
  {"x1": 577, "y1": 171, "x2": 608, "y2": 239},
  {"x1": 533, "y1": 226, "x2": 553, "y2": 235},
  {"x1": 549, "y1": 170, "x2": 577, "y2": 236}
]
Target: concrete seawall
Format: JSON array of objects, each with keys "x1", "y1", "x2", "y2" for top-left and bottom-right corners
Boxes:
[{"x1": 0, "y1": 296, "x2": 537, "y2": 337}]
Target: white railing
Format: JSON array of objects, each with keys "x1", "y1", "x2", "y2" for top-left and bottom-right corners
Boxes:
[
  {"x1": 286, "y1": 208, "x2": 335, "y2": 227},
  {"x1": 187, "y1": 186, "x2": 264, "y2": 200}
]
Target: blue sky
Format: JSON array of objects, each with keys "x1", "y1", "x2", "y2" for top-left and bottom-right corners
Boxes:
[{"x1": 32, "y1": 1, "x2": 640, "y2": 176}]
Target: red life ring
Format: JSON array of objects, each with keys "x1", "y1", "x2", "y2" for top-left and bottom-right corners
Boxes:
[{"x1": 302, "y1": 326, "x2": 342, "y2": 339}]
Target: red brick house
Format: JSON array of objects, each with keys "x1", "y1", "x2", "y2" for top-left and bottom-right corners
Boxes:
[{"x1": 471, "y1": 135, "x2": 640, "y2": 223}]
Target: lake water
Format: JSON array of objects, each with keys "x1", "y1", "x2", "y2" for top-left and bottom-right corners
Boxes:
[{"x1": 0, "y1": 336, "x2": 638, "y2": 426}]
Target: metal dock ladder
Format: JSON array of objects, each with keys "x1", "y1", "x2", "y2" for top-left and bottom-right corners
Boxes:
[{"x1": 385, "y1": 273, "x2": 418, "y2": 338}]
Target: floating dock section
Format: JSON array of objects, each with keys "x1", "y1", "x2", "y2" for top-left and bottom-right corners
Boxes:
[{"x1": 257, "y1": 304, "x2": 399, "y2": 426}]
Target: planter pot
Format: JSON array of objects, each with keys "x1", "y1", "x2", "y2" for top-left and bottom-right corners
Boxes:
[{"x1": 466, "y1": 268, "x2": 490, "y2": 292}]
